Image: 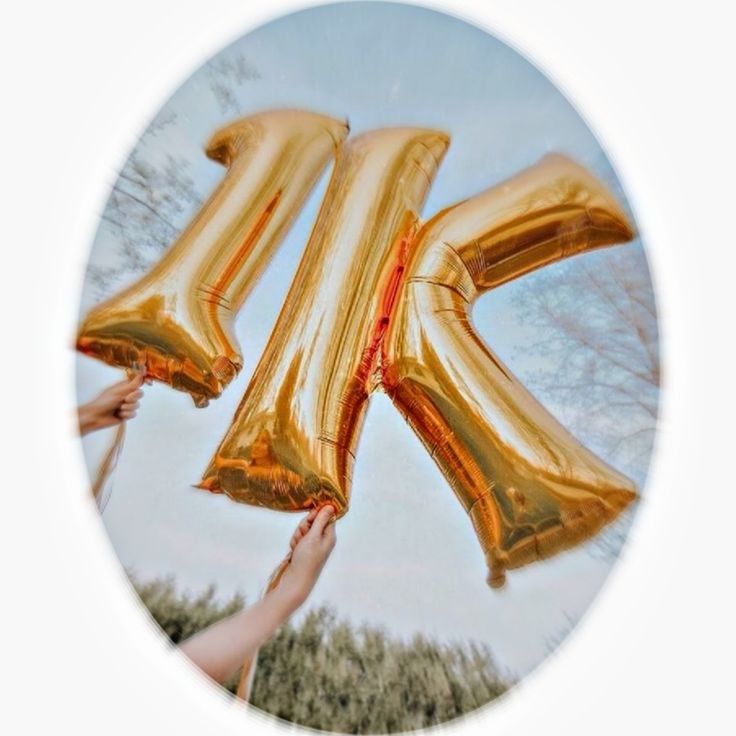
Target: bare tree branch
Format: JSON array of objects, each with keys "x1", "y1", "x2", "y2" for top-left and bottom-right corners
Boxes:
[
  {"x1": 85, "y1": 55, "x2": 261, "y2": 298},
  {"x1": 510, "y1": 245, "x2": 659, "y2": 558}
]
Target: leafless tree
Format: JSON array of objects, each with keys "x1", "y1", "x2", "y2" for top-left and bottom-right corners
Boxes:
[
  {"x1": 86, "y1": 53, "x2": 261, "y2": 298},
  {"x1": 510, "y1": 245, "x2": 659, "y2": 558},
  {"x1": 206, "y1": 54, "x2": 260, "y2": 115},
  {"x1": 544, "y1": 611, "x2": 577, "y2": 655},
  {"x1": 91, "y1": 148, "x2": 200, "y2": 287},
  {"x1": 512, "y1": 245, "x2": 659, "y2": 482}
]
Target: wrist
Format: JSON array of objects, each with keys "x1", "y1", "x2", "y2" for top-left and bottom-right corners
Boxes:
[
  {"x1": 269, "y1": 581, "x2": 308, "y2": 616},
  {"x1": 78, "y1": 403, "x2": 100, "y2": 435}
]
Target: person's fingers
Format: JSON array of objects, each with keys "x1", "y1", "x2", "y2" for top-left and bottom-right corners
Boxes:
[
  {"x1": 125, "y1": 389, "x2": 144, "y2": 402},
  {"x1": 293, "y1": 519, "x2": 311, "y2": 546},
  {"x1": 124, "y1": 374, "x2": 145, "y2": 393},
  {"x1": 127, "y1": 375, "x2": 145, "y2": 393},
  {"x1": 300, "y1": 510, "x2": 318, "y2": 534},
  {"x1": 323, "y1": 519, "x2": 337, "y2": 549},
  {"x1": 108, "y1": 374, "x2": 144, "y2": 398},
  {"x1": 107, "y1": 379, "x2": 134, "y2": 395},
  {"x1": 307, "y1": 505, "x2": 335, "y2": 537},
  {"x1": 118, "y1": 410, "x2": 137, "y2": 421},
  {"x1": 289, "y1": 528, "x2": 304, "y2": 549},
  {"x1": 290, "y1": 510, "x2": 315, "y2": 549},
  {"x1": 307, "y1": 507, "x2": 319, "y2": 520}
]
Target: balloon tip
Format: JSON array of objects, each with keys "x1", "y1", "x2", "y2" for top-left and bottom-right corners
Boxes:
[
  {"x1": 487, "y1": 564, "x2": 507, "y2": 590},
  {"x1": 194, "y1": 478, "x2": 223, "y2": 495},
  {"x1": 192, "y1": 394, "x2": 210, "y2": 408}
]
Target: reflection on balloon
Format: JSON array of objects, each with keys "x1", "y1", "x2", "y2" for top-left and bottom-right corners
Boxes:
[
  {"x1": 199, "y1": 127, "x2": 450, "y2": 511},
  {"x1": 382, "y1": 154, "x2": 638, "y2": 587},
  {"x1": 201, "y1": 136, "x2": 638, "y2": 587},
  {"x1": 77, "y1": 110, "x2": 348, "y2": 406},
  {"x1": 78, "y1": 106, "x2": 638, "y2": 587}
]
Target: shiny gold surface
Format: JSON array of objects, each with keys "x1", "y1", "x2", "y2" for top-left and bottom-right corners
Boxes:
[
  {"x1": 382, "y1": 154, "x2": 638, "y2": 587},
  {"x1": 198, "y1": 134, "x2": 638, "y2": 588},
  {"x1": 79, "y1": 109, "x2": 640, "y2": 587},
  {"x1": 199, "y1": 128, "x2": 450, "y2": 511},
  {"x1": 77, "y1": 110, "x2": 348, "y2": 406}
]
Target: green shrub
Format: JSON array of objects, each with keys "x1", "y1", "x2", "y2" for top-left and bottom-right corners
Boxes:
[{"x1": 133, "y1": 576, "x2": 512, "y2": 733}]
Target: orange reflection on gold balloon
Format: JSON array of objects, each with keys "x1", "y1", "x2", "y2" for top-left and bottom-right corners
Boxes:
[
  {"x1": 77, "y1": 110, "x2": 348, "y2": 406},
  {"x1": 199, "y1": 430, "x2": 305, "y2": 501},
  {"x1": 198, "y1": 128, "x2": 639, "y2": 589},
  {"x1": 382, "y1": 154, "x2": 638, "y2": 587},
  {"x1": 199, "y1": 127, "x2": 450, "y2": 512}
]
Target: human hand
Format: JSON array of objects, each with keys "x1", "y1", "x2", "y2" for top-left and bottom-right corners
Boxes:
[
  {"x1": 78, "y1": 374, "x2": 146, "y2": 435},
  {"x1": 277, "y1": 505, "x2": 336, "y2": 609}
]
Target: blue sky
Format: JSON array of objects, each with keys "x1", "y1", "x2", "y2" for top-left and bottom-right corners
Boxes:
[{"x1": 78, "y1": 2, "x2": 652, "y2": 678}]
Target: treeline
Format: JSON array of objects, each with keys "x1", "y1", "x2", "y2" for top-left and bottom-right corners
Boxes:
[{"x1": 134, "y1": 576, "x2": 512, "y2": 733}]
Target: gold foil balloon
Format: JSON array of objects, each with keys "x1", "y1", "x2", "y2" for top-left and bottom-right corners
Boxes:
[
  {"x1": 77, "y1": 110, "x2": 349, "y2": 406},
  {"x1": 200, "y1": 126, "x2": 637, "y2": 588},
  {"x1": 199, "y1": 128, "x2": 450, "y2": 510},
  {"x1": 382, "y1": 154, "x2": 638, "y2": 587}
]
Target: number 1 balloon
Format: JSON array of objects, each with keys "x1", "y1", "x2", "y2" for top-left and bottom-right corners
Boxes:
[{"x1": 77, "y1": 110, "x2": 349, "y2": 406}]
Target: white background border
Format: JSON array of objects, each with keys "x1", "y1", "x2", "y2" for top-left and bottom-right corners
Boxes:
[{"x1": 3, "y1": 1, "x2": 735, "y2": 734}]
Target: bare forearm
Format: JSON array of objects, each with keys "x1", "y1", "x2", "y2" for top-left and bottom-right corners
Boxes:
[
  {"x1": 78, "y1": 403, "x2": 104, "y2": 435},
  {"x1": 178, "y1": 586, "x2": 303, "y2": 684},
  {"x1": 179, "y1": 506, "x2": 336, "y2": 686}
]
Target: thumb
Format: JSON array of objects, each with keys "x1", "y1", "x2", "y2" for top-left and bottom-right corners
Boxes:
[
  {"x1": 127, "y1": 373, "x2": 145, "y2": 389},
  {"x1": 111, "y1": 373, "x2": 143, "y2": 395},
  {"x1": 307, "y1": 505, "x2": 335, "y2": 537}
]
